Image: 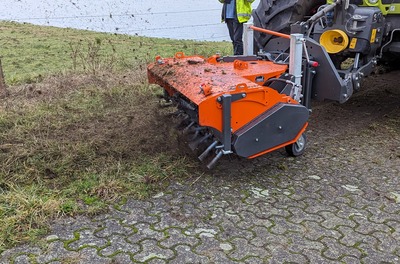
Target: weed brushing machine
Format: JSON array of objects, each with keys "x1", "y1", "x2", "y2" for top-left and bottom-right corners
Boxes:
[{"x1": 148, "y1": 32, "x2": 315, "y2": 169}]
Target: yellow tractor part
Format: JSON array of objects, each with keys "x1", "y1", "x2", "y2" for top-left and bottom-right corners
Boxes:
[{"x1": 320, "y1": 29, "x2": 349, "y2": 54}]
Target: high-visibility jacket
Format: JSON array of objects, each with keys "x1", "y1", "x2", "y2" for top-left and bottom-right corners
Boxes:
[{"x1": 219, "y1": 0, "x2": 255, "y2": 23}]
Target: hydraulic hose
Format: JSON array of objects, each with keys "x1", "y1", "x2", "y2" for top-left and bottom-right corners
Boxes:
[{"x1": 307, "y1": 0, "x2": 342, "y2": 24}]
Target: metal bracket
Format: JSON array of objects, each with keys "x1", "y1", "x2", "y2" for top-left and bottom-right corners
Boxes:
[
  {"x1": 220, "y1": 94, "x2": 233, "y2": 154},
  {"x1": 215, "y1": 92, "x2": 248, "y2": 154},
  {"x1": 289, "y1": 34, "x2": 305, "y2": 103},
  {"x1": 217, "y1": 93, "x2": 247, "y2": 104}
]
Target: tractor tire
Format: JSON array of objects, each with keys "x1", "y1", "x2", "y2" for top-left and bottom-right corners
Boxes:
[{"x1": 252, "y1": 0, "x2": 325, "y2": 51}]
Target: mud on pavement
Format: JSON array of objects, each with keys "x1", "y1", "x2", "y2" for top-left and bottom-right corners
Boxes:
[{"x1": 1, "y1": 71, "x2": 399, "y2": 263}]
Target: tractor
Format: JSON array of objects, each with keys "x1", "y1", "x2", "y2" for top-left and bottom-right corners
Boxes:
[{"x1": 253, "y1": 0, "x2": 400, "y2": 102}]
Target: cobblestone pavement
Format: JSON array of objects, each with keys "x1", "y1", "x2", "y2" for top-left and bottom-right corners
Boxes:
[{"x1": 1, "y1": 74, "x2": 400, "y2": 263}]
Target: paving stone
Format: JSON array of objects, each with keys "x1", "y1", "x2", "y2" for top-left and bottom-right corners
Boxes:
[
  {"x1": 207, "y1": 251, "x2": 237, "y2": 264},
  {"x1": 50, "y1": 216, "x2": 93, "y2": 241},
  {"x1": 198, "y1": 199, "x2": 231, "y2": 212},
  {"x1": 302, "y1": 249, "x2": 341, "y2": 263},
  {"x1": 111, "y1": 253, "x2": 133, "y2": 263},
  {"x1": 340, "y1": 255, "x2": 362, "y2": 264},
  {"x1": 35, "y1": 241, "x2": 76, "y2": 263},
  {"x1": 381, "y1": 203, "x2": 400, "y2": 214},
  {"x1": 228, "y1": 237, "x2": 269, "y2": 260},
  {"x1": 92, "y1": 213, "x2": 113, "y2": 222},
  {"x1": 13, "y1": 255, "x2": 31, "y2": 264},
  {"x1": 303, "y1": 203, "x2": 339, "y2": 215},
  {"x1": 386, "y1": 220, "x2": 400, "y2": 241},
  {"x1": 268, "y1": 246, "x2": 308, "y2": 264},
  {"x1": 68, "y1": 247, "x2": 111, "y2": 264},
  {"x1": 152, "y1": 211, "x2": 194, "y2": 230},
  {"x1": 337, "y1": 225, "x2": 378, "y2": 248},
  {"x1": 180, "y1": 202, "x2": 206, "y2": 220},
  {"x1": 286, "y1": 206, "x2": 324, "y2": 224},
  {"x1": 364, "y1": 206, "x2": 396, "y2": 224},
  {"x1": 126, "y1": 222, "x2": 166, "y2": 244},
  {"x1": 286, "y1": 233, "x2": 325, "y2": 253},
  {"x1": 319, "y1": 211, "x2": 357, "y2": 229},
  {"x1": 353, "y1": 216, "x2": 393, "y2": 234},
  {"x1": 146, "y1": 258, "x2": 168, "y2": 264},
  {"x1": 159, "y1": 228, "x2": 199, "y2": 249},
  {"x1": 371, "y1": 232, "x2": 399, "y2": 254},
  {"x1": 218, "y1": 219, "x2": 254, "y2": 240},
  {"x1": 131, "y1": 239, "x2": 175, "y2": 262},
  {"x1": 263, "y1": 234, "x2": 291, "y2": 252},
  {"x1": 268, "y1": 195, "x2": 311, "y2": 210},
  {"x1": 94, "y1": 218, "x2": 134, "y2": 238},
  {"x1": 0, "y1": 245, "x2": 41, "y2": 264},
  {"x1": 302, "y1": 221, "x2": 342, "y2": 241},
  {"x1": 168, "y1": 245, "x2": 209, "y2": 264},
  {"x1": 320, "y1": 237, "x2": 362, "y2": 260},
  {"x1": 193, "y1": 236, "x2": 223, "y2": 257},
  {"x1": 98, "y1": 235, "x2": 139, "y2": 257},
  {"x1": 347, "y1": 195, "x2": 387, "y2": 214},
  {"x1": 66, "y1": 229, "x2": 109, "y2": 251},
  {"x1": 239, "y1": 210, "x2": 274, "y2": 228},
  {"x1": 120, "y1": 207, "x2": 159, "y2": 225},
  {"x1": 268, "y1": 215, "x2": 306, "y2": 235},
  {"x1": 147, "y1": 198, "x2": 172, "y2": 215},
  {"x1": 290, "y1": 188, "x2": 325, "y2": 203},
  {"x1": 244, "y1": 256, "x2": 265, "y2": 264},
  {"x1": 108, "y1": 207, "x2": 130, "y2": 220},
  {"x1": 249, "y1": 226, "x2": 273, "y2": 248},
  {"x1": 360, "y1": 250, "x2": 400, "y2": 264},
  {"x1": 334, "y1": 202, "x2": 367, "y2": 221},
  {"x1": 120, "y1": 199, "x2": 152, "y2": 211},
  {"x1": 394, "y1": 248, "x2": 400, "y2": 258},
  {"x1": 46, "y1": 252, "x2": 84, "y2": 264},
  {"x1": 219, "y1": 242, "x2": 233, "y2": 251},
  {"x1": 221, "y1": 210, "x2": 242, "y2": 224}
]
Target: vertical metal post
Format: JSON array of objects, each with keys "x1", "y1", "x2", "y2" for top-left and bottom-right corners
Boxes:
[
  {"x1": 354, "y1": 52, "x2": 360, "y2": 69},
  {"x1": 221, "y1": 94, "x2": 232, "y2": 153},
  {"x1": 302, "y1": 63, "x2": 315, "y2": 110},
  {"x1": 289, "y1": 33, "x2": 304, "y2": 102},
  {"x1": 243, "y1": 22, "x2": 254, "y2": 56}
]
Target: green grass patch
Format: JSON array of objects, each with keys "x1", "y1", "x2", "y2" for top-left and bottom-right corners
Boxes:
[
  {"x1": 0, "y1": 21, "x2": 229, "y2": 252},
  {"x1": 0, "y1": 21, "x2": 232, "y2": 85}
]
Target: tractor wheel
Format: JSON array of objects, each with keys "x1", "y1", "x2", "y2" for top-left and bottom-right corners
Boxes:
[
  {"x1": 285, "y1": 133, "x2": 307, "y2": 157},
  {"x1": 252, "y1": 0, "x2": 325, "y2": 51}
]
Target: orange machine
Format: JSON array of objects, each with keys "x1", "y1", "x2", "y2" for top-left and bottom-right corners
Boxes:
[
  {"x1": 148, "y1": 52, "x2": 311, "y2": 168},
  {"x1": 147, "y1": 0, "x2": 388, "y2": 168}
]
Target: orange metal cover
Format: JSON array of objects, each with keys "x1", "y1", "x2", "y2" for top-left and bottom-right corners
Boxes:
[
  {"x1": 148, "y1": 54, "x2": 291, "y2": 133},
  {"x1": 148, "y1": 54, "x2": 288, "y2": 106}
]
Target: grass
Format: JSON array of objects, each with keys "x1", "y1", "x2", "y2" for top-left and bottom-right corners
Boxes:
[
  {"x1": 0, "y1": 21, "x2": 232, "y2": 85},
  {"x1": 0, "y1": 21, "x2": 231, "y2": 252}
]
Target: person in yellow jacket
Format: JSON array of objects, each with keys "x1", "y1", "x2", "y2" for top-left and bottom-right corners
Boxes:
[{"x1": 219, "y1": 0, "x2": 255, "y2": 55}]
